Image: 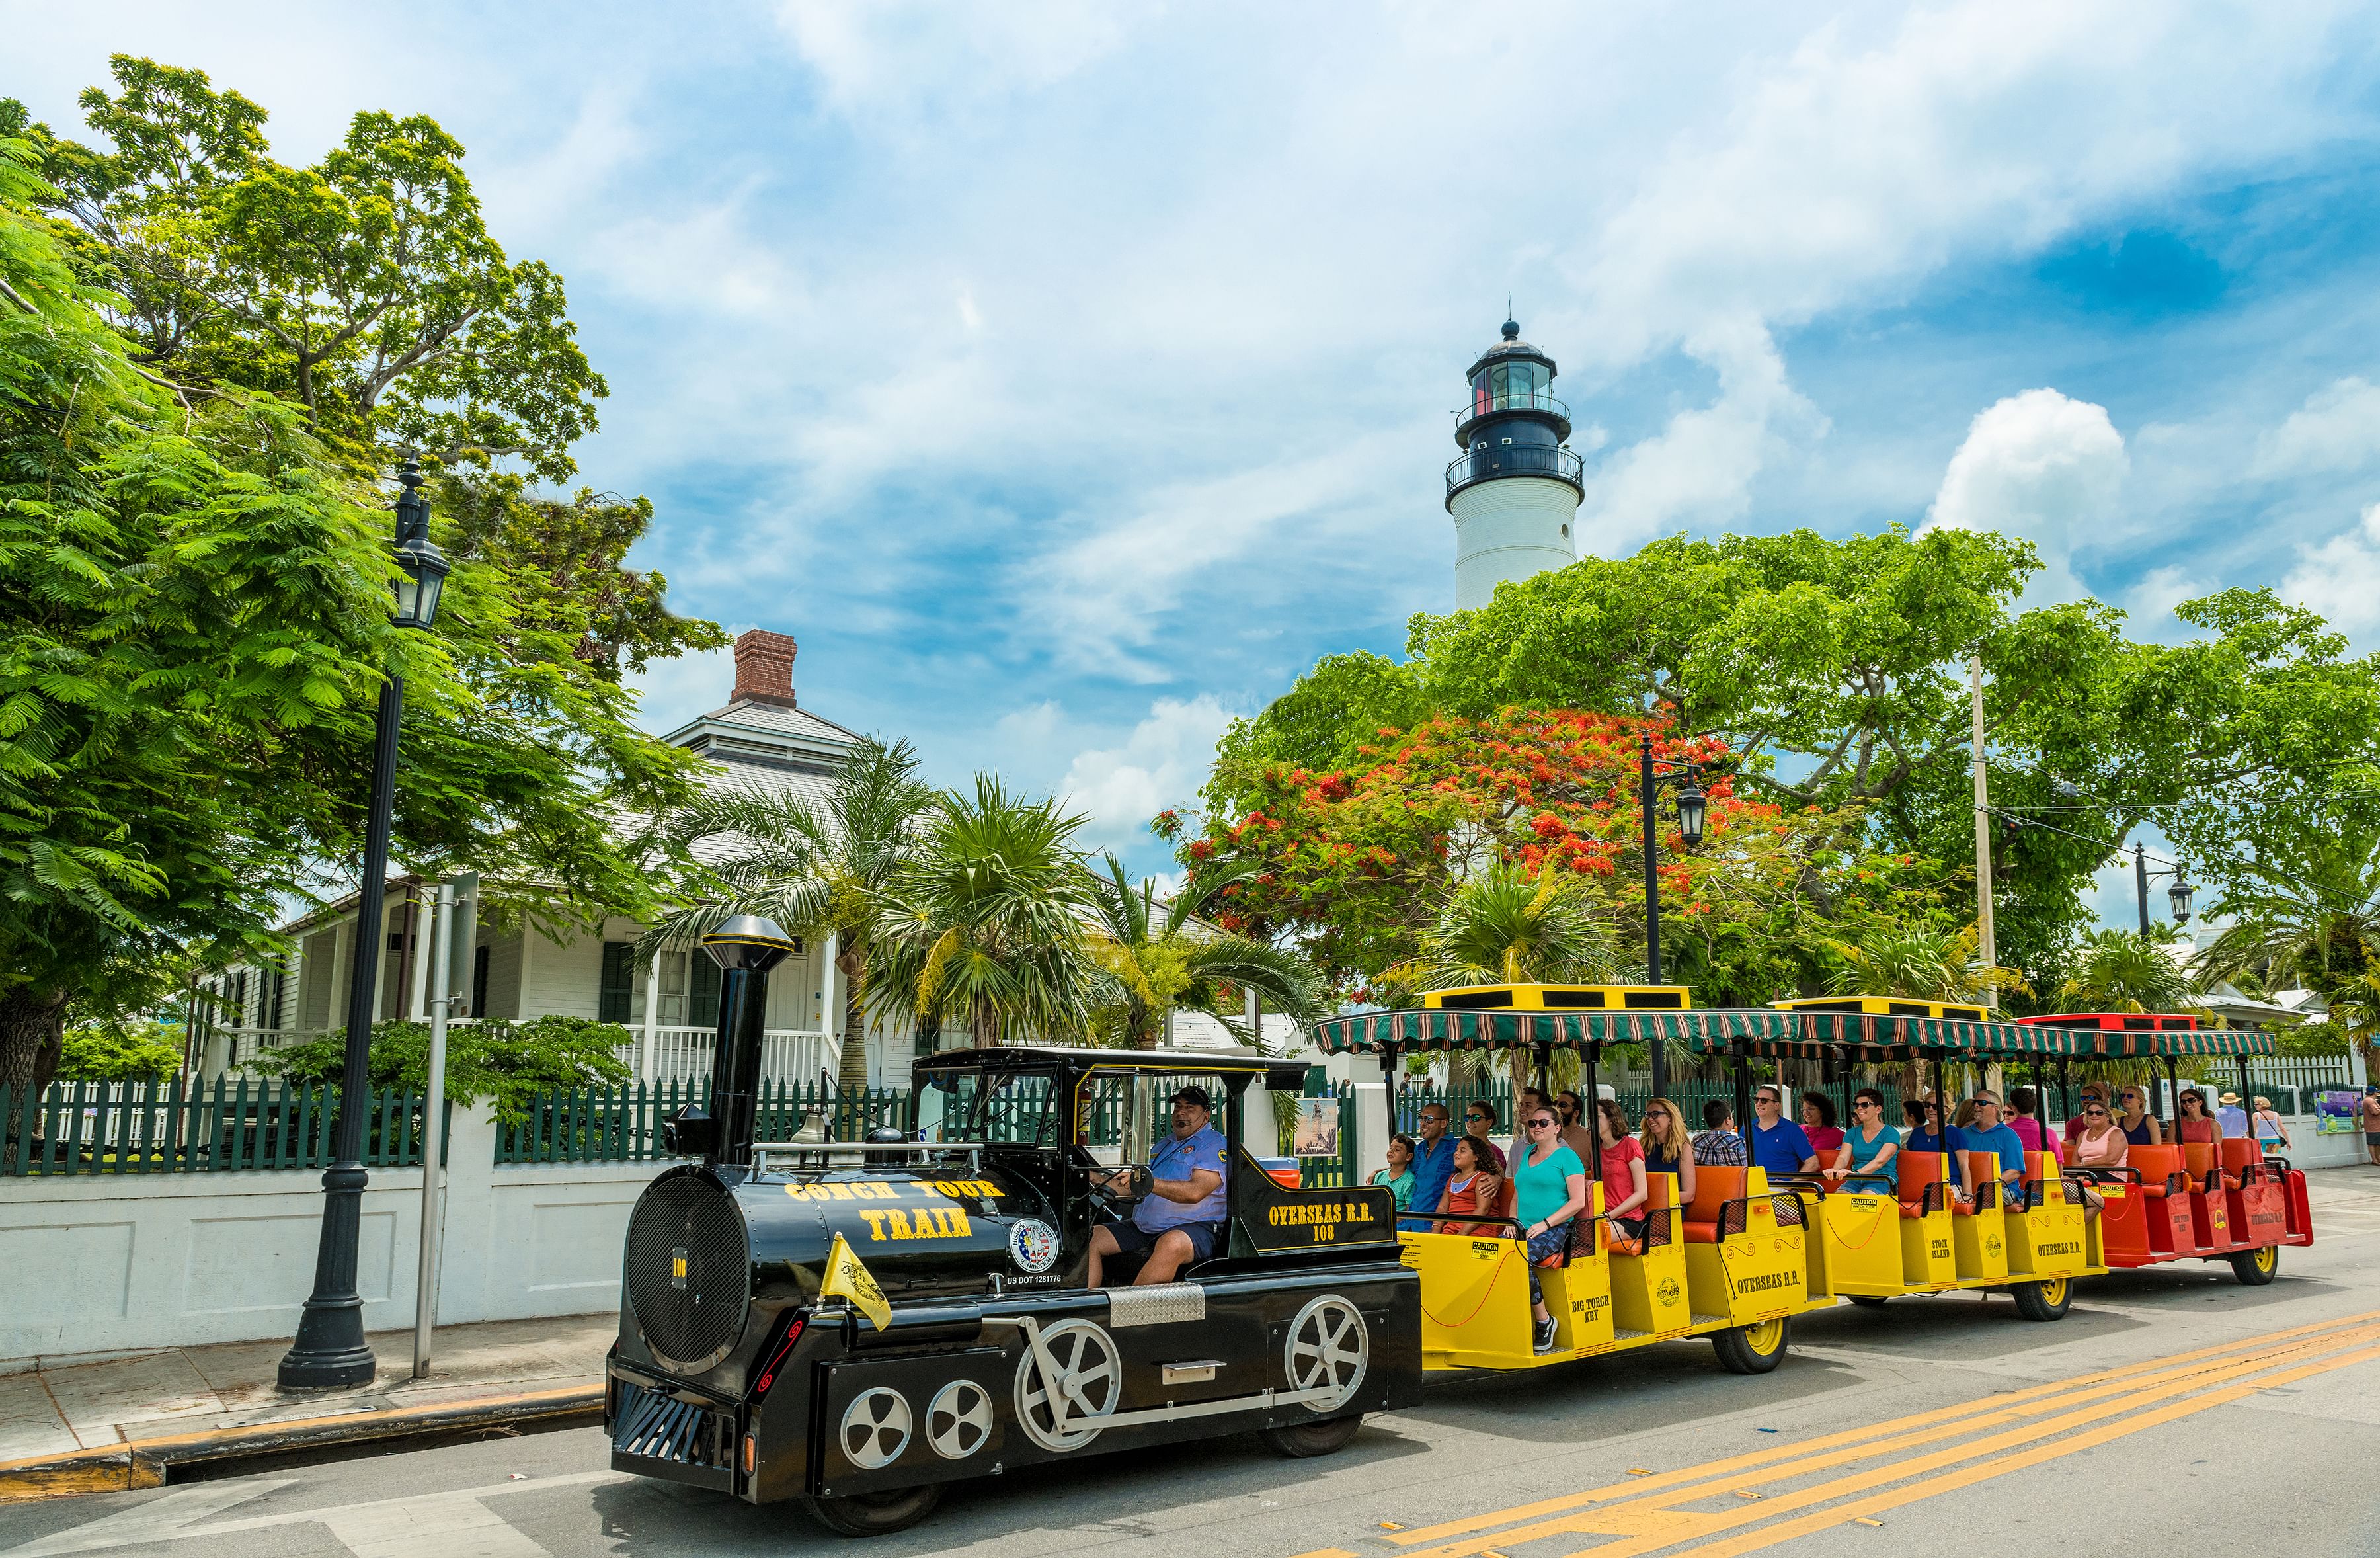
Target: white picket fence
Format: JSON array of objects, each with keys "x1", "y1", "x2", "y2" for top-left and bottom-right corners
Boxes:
[{"x1": 219, "y1": 1021, "x2": 842, "y2": 1086}]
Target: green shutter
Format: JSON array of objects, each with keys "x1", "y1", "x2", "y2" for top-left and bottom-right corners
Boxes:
[
  {"x1": 690, "y1": 954, "x2": 721, "y2": 1030},
  {"x1": 599, "y1": 941, "x2": 636, "y2": 1022}
]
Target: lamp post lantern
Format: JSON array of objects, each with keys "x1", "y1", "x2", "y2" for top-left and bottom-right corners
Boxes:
[
  {"x1": 278, "y1": 461, "x2": 448, "y2": 1391},
  {"x1": 2132, "y1": 840, "x2": 2194, "y2": 938},
  {"x1": 1638, "y1": 735, "x2": 1706, "y2": 1096}
]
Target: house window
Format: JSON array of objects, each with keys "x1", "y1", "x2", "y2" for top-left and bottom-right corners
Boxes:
[
  {"x1": 690, "y1": 956, "x2": 721, "y2": 1030},
  {"x1": 599, "y1": 942, "x2": 637, "y2": 1023},
  {"x1": 472, "y1": 944, "x2": 491, "y2": 1018},
  {"x1": 228, "y1": 971, "x2": 249, "y2": 1028},
  {"x1": 264, "y1": 967, "x2": 286, "y2": 1030}
]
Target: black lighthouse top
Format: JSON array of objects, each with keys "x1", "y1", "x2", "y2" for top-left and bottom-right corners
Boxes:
[{"x1": 1454, "y1": 319, "x2": 1572, "y2": 448}]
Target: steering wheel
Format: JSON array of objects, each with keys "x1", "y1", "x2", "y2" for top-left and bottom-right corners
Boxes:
[{"x1": 1086, "y1": 1163, "x2": 1153, "y2": 1217}]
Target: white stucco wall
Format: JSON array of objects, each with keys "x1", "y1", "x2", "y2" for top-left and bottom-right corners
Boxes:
[
  {"x1": 0, "y1": 1103, "x2": 649, "y2": 1368},
  {"x1": 1451, "y1": 475, "x2": 1580, "y2": 610}
]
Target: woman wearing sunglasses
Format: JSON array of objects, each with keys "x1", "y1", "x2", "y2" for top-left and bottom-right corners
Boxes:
[
  {"x1": 1513, "y1": 1109, "x2": 1587, "y2": 1354},
  {"x1": 1830, "y1": 1087, "x2": 1900, "y2": 1188},
  {"x1": 2175, "y1": 1087, "x2": 2223, "y2": 1143},
  {"x1": 2116, "y1": 1086, "x2": 2164, "y2": 1145}
]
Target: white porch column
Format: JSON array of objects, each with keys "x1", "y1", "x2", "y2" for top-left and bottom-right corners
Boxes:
[
  {"x1": 641, "y1": 951, "x2": 660, "y2": 1084},
  {"x1": 818, "y1": 930, "x2": 838, "y2": 1082},
  {"x1": 516, "y1": 925, "x2": 534, "y2": 1020},
  {"x1": 407, "y1": 890, "x2": 433, "y2": 1020}
]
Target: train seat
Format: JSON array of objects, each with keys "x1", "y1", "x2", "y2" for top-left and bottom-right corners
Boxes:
[
  {"x1": 2219, "y1": 1138, "x2": 2262, "y2": 1187},
  {"x1": 2180, "y1": 1141, "x2": 2235, "y2": 1192},
  {"x1": 1681, "y1": 1166, "x2": 1743, "y2": 1244},
  {"x1": 1895, "y1": 1151, "x2": 1948, "y2": 1219},
  {"x1": 2129, "y1": 1143, "x2": 2185, "y2": 1196}
]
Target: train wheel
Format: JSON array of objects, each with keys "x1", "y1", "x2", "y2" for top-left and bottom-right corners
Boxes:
[
  {"x1": 1261, "y1": 1414, "x2": 1365, "y2": 1458},
  {"x1": 2230, "y1": 1245, "x2": 2280, "y2": 1286},
  {"x1": 2010, "y1": 1276, "x2": 2071, "y2": 1322},
  {"x1": 1845, "y1": 1295, "x2": 1889, "y2": 1308},
  {"x1": 1712, "y1": 1317, "x2": 1789, "y2": 1374},
  {"x1": 807, "y1": 1484, "x2": 943, "y2": 1537}
]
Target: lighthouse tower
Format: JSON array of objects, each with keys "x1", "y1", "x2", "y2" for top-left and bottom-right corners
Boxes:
[{"x1": 1445, "y1": 319, "x2": 1583, "y2": 610}]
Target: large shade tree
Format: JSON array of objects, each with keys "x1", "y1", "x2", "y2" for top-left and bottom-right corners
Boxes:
[{"x1": 1084, "y1": 855, "x2": 1326, "y2": 1049}]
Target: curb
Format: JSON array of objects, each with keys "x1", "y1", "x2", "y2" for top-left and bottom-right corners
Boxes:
[{"x1": 0, "y1": 1383, "x2": 605, "y2": 1504}]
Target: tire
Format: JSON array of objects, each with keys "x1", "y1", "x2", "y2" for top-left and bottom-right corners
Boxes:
[
  {"x1": 1261, "y1": 1413, "x2": 1365, "y2": 1458},
  {"x1": 808, "y1": 1484, "x2": 944, "y2": 1538},
  {"x1": 2010, "y1": 1276, "x2": 2072, "y2": 1322},
  {"x1": 2230, "y1": 1245, "x2": 2280, "y2": 1286},
  {"x1": 1711, "y1": 1317, "x2": 1790, "y2": 1375},
  {"x1": 1845, "y1": 1295, "x2": 1889, "y2": 1308}
]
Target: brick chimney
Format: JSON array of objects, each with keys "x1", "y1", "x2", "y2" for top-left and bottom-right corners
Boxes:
[{"x1": 730, "y1": 629, "x2": 799, "y2": 709}]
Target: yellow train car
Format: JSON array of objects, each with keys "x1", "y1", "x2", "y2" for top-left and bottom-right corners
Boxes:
[
  {"x1": 1771, "y1": 994, "x2": 1989, "y2": 1023},
  {"x1": 1422, "y1": 983, "x2": 1693, "y2": 1012}
]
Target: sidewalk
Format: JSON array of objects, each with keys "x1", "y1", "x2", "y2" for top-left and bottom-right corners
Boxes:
[{"x1": 0, "y1": 1313, "x2": 612, "y2": 1500}]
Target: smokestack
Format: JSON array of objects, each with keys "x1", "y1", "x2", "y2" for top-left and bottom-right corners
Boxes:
[
  {"x1": 731, "y1": 630, "x2": 799, "y2": 709},
  {"x1": 699, "y1": 915, "x2": 795, "y2": 1168}
]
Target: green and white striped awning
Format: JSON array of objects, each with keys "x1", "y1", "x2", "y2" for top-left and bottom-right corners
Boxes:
[
  {"x1": 2065, "y1": 1026, "x2": 2279, "y2": 1060},
  {"x1": 1310, "y1": 1007, "x2": 2083, "y2": 1059}
]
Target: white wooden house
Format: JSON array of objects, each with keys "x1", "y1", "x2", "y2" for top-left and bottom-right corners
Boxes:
[{"x1": 197, "y1": 630, "x2": 926, "y2": 1088}]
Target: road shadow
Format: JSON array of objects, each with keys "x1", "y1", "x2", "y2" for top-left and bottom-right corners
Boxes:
[{"x1": 1790, "y1": 1293, "x2": 2150, "y2": 1358}]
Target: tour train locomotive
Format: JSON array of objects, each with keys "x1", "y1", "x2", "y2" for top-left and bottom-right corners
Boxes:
[{"x1": 605, "y1": 929, "x2": 2313, "y2": 1537}]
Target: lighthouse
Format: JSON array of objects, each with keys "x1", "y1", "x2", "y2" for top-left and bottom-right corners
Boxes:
[{"x1": 1445, "y1": 319, "x2": 1583, "y2": 610}]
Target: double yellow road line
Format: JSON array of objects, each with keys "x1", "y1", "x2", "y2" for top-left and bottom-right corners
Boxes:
[{"x1": 1296, "y1": 1311, "x2": 2380, "y2": 1558}]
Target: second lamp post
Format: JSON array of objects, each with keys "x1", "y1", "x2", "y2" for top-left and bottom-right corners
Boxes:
[{"x1": 1638, "y1": 735, "x2": 1706, "y2": 1097}]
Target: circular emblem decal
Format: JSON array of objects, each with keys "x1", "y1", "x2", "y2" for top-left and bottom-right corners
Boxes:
[
  {"x1": 1985, "y1": 1234, "x2": 2002, "y2": 1257},
  {"x1": 1655, "y1": 1276, "x2": 1683, "y2": 1307},
  {"x1": 1010, "y1": 1218, "x2": 1058, "y2": 1274}
]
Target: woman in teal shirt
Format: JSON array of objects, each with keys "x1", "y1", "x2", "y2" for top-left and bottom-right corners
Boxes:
[
  {"x1": 1513, "y1": 1106, "x2": 1586, "y2": 1355},
  {"x1": 1831, "y1": 1087, "x2": 1901, "y2": 1190}
]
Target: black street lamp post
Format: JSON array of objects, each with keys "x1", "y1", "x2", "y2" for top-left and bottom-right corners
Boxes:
[
  {"x1": 1638, "y1": 735, "x2": 1706, "y2": 1097},
  {"x1": 279, "y1": 462, "x2": 449, "y2": 1391},
  {"x1": 2133, "y1": 841, "x2": 2194, "y2": 938}
]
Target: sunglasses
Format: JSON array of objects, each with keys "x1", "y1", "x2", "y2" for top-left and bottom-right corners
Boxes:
[
  {"x1": 2084, "y1": 1108, "x2": 2109, "y2": 1116},
  {"x1": 1853, "y1": 1100, "x2": 1879, "y2": 1109},
  {"x1": 1527, "y1": 1118, "x2": 1558, "y2": 1129}
]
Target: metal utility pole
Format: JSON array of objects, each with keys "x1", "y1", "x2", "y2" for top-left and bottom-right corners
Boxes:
[
  {"x1": 2134, "y1": 841, "x2": 2152, "y2": 938},
  {"x1": 1969, "y1": 658, "x2": 1997, "y2": 1012},
  {"x1": 1638, "y1": 736, "x2": 1666, "y2": 1094},
  {"x1": 412, "y1": 880, "x2": 456, "y2": 1380}
]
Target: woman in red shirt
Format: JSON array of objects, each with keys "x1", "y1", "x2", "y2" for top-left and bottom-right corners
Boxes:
[{"x1": 1595, "y1": 1099, "x2": 1648, "y2": 1241}]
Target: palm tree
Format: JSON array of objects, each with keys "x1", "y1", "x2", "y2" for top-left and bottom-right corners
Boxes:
[
  {"x1": 1823, "y1": 922, "x2": 2018, "y2": 1002},
  {"x1": 649, "y1": 737, "x2": 934, "y2": 1092},
  {"x1": 1390, "y1": 863, "x2": 1620, "y2": 995},
  {"x1": 869, "y1": 777, "x2": 1101, "y2": 1047},
  {"x1": 1084, "y1": 854, "x2": 1326, "y2": 1049},
  {"x1": 2059, "y1": 927, "x2": 2199, "y2": 1012},
  {"x1": 2196, "y1": 807, "x2": 2380, "y2": 999}
]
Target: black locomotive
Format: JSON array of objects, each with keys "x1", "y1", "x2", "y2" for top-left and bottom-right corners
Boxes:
[{"x1": 604, "y1": 917, "x2": 1422, "y2": 1535}]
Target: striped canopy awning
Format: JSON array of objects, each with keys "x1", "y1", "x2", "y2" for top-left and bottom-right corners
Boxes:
[
  {"x1": 2067, "y1": 1026, "x2": 2279, "y2": 1060},
  {"x1": 1310, "y1": 1007, "x2": 2083, "y2": 1059}
]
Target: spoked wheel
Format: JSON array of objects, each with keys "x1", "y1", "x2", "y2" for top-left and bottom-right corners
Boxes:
[
  {"x1": 1712, "y1": 1317, "x2": 1789, "y2": 1374},
  {"x1": 2230, "y1": 1245, "x2": 2280, "y2": 1286},
  {"x1": 2011, "y1": 1276, "x2": 2072, "y2": 1321},
  {"x1": 1261, "y1": 1414, "x2": 1365, "y2": 1458},
  {"x1": 1283, "y1": 1295, "x2": 1370, "y2": 1412},
  {"x1": 1013, "y1": 1320, "x2": 1121, "y2": 1452},
  {"x1": 807, "y1": 1484, "x2": 943, "y2": 1537},
  {"x1": 1845, "y1": 1295, "x2": 1889, "y2": 1308}
]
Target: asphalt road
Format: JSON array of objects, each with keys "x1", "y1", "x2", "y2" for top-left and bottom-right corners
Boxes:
[{"x1": 11, "y1": 1170, "x2": 2380, "y2": 1558}]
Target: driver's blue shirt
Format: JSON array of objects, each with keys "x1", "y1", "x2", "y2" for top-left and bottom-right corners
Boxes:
[{"x1": 1136, "y1": 1125, "x2": 1229, "y2": 1231}]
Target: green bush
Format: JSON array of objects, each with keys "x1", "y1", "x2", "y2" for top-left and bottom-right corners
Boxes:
[
  {"x1": 2277, "y1": 1019, "x2": 2350, "y2": 1057},
  {"x1": 255, "y1": 1016, "x2": 632, "y2": 1124},
  {"x1": 56, "y1": 1023, "x2": 185, "y2": 1082}
]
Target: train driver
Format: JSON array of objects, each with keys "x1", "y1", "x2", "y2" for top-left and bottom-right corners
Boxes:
[{"x1": 1086, "y1": 1085, "x2": 1229, "y2": 1289}]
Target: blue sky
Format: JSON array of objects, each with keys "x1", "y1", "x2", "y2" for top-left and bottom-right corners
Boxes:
[{"x1": 17, "y1": 1, "x2": 2380, "y2": 926}]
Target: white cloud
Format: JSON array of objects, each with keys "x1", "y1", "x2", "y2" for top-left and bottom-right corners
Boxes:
[
  {"x1": 2252, "y1": 377, "x2": 2380, "y2": 478},
  {"x1": 775, "y1": 0, "x2": 1148, "y2": 117},
  {"x1": 2282, "y1": 502, "x2": 2380, "y2": 638},
  {"x1": 2119, "y1": 564, "x2": 2211, "y2": 637},
  {"x1": 1056, "y1": 696, "x2": 1236, "y2": 853},
  {"x1": 1925, "y1": 389, "x2": 2129, "y2": 596},
  {"x1": 627, "y1": 640, "x2": 742, "y2": 736}
]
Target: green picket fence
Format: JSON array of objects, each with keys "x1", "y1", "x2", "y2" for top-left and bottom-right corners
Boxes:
[
  {"x1": 495, "y1": 1079, "x2": 915, "y2": 1165},
  {"x1": 0, "y1": 1078, "x2": 442, "y2": 1175}
]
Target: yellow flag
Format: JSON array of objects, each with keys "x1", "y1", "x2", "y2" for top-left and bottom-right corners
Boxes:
[{"x1": 820, "y1": 1232, "x2": 891, "y2": 1332}]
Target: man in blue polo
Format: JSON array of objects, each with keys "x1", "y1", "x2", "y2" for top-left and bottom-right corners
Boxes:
[
  {"x1": 1087, "y1": 1085, "x2": 1229, "y2": 1288},
  {"x1": 1964, "y1": 1091, "x2": 2027, "y2": 1196},
  {"x1": 1402, "y1": 1102, "x2": 1456, "y2": 1231},
  {"x1": 1749, "y1": 1085, "x2": 1819, "y2": 1176}
]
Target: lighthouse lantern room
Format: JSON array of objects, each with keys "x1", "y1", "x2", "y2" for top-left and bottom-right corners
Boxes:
[{"x1": 1445, "y1": 319, "x2": 1585, "y2": 610}]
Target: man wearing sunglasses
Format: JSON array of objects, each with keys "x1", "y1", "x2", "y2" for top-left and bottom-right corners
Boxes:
[
  {"x1": 1749, "y1": 1086, "x2": 1819, "y2": 1177},
  {"x1": 1403, "y1": 1103, "x2": 1457, "y2": 1233}
]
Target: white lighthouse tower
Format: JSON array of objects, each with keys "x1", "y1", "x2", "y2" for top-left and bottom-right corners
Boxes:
[{"x1": 1446, "y1": 319, "x2": 1583, "y2": 610}]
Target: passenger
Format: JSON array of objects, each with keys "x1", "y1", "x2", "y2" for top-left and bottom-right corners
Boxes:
[
  {"x1": 1464, "y1": 1101, "x2": 1509, "y2": 1172},
  {"x1": 2063, "y1": 1083, "x2": 2113, "y2": 1145},
  {"x1": 1950, "y1": 1097, "x2": 1980, "y2": 1131},
  {"x1": 1963, "y1": 1092, "x2": 2027, "y2": 1195},
  {"x1": 2252, "y1": 1096, "x2": 2293, "y2": 1153},
  {"x1": 1433, "y1": 1134, "x2": 1505, "y2": 1236},
  {"x1": 2067, "y1": 1098, "x2": 2126, "y2": 1218},
  {"x1": 1085, "y1": 1085, "x2": 1228, "y2": 1288},
  {"x1": 1555, "y1": 1088, "x2": 1598, "y2": 1167},
  {"x1": 1800, "y1": 1094, "x2": 1845, "y2": 1161},
  {"x1": 1509, "y1": 1086, "x2": 1552, "y2": 1168},
  {"x1": 1694, "y1": 1099, "x2": 1749, "y2": 1166},
  {"x1": 1595, "y1": 1098, "x2": 1649, "y2": 1243},
  {"x1": 1639, "y1": 1095, "x2": 1698, "y2": 1204},
  {"x1": 1403, "y1": 1104, "x2": 1458, "y2": 1233},
  {"x1": 2175, "y1": 1087, "x2": 2221, "y2": 1144},
  {"x1": 1749, "y1": 1085, "x2": 1820, "y2": 1176},
  {"x1": 1369, "y1": 1133, "x2": 1417, "y2": 1210},
  {"x1": 1511, "y1": 1107, "x2": 1588, "y2": 1354},
  {"x1": 2363, "y1": 1088, "x2": 2380, "y2": 1167},
  {"x1": 2216, "y1": 1091, "x2": 2251, "y2": 1141},
  {"x1": 2115, "y1": 1086, "x2": 2164, "y2": 1145},
  {"x1": 1901, "y1": 1099, "x2": 1973, "y2": 1200},
  {"x1": 2005, "y1": 1087, "x2": 2054, "y2": 1160},
  {"x1": 1833, "y1": 1086, "x2": 1901, "y2": 1186}
]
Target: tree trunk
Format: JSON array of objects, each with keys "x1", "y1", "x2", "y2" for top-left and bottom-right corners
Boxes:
[
  {"x1": 1, "y1": 985, "x2": 68, "y2": 1146},
  {"x1": 834, "y1": 940, "x2": 870, "y2": 1095}
]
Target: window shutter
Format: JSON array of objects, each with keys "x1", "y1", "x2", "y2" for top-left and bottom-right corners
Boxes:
[
  {"x1": 472, "y1": 944, "x2": 491, "y2": 1018},
  {"x1": 599, "y1": 942, "x2": 636, "y2": 1022},
  {"x1": 690, "y1": 954, "x2": 722, "y2": 1030}
]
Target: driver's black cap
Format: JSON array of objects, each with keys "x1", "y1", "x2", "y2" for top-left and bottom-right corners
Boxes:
[{"x1": 1170, "y1": 1085, "x2": 1212, "y2": 1108}]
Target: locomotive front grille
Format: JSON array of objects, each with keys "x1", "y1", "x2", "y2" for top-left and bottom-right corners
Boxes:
[
  {"x1": 612, "y1": 1379, "x2": 734, "y2": 1478},
  {"x1": 625, "y1": 1171, "x2": 752, "y2": 1374}
]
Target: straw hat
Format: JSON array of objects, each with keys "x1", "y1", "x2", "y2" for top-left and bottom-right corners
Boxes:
[{"x1": 2220, "y1": 1091, "x2": 2241, "y2": 1104}]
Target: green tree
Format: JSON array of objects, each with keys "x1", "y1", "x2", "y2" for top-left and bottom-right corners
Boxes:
[
  {"x1": 56, "y1": 1022, "x2": 185, "y2": 1082},
  {"x1": 649, "y1": 738, "x2": 936, "y2": 1092},
  {"x1": 257, "y1": 1015, "x2": 629, "y2": 1124},
  {"x1": 2194, "y1": 804, "x2": 2380, "y2": 1068},
  {"x1": 1084, "y1": 855, "x2": 1326, "y2": 1048},
  {"x1": 2059, "y1": 928, "x2": 2199, "y2": 1012},
  {"x1": 870, "y1": 778, "x2": 1101, "y2": 1048},
  {"x1": 1822, "y1": 922, "x2": 2016, "y2": 1002},
  {"x1": 1386, "y1": 862, "x2": 1620, "y2": 996}
]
